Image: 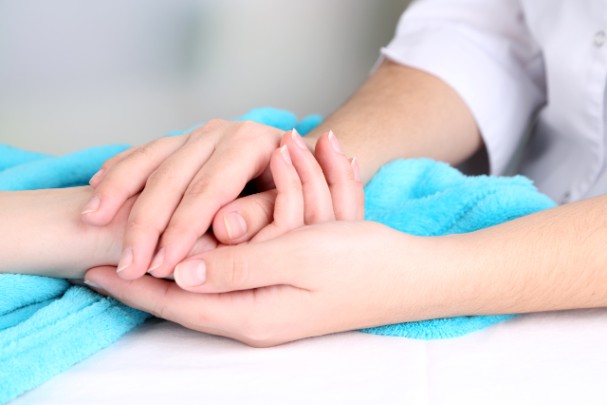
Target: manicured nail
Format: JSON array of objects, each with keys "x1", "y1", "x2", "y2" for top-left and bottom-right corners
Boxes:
[
  {"x1": 328, "y1": 130, "x2": 344, "y2": 154},
  {"x1": 280, "y1": 145, "x2": 292, "y2": 165},
  {"x1": 116, "y1": 247, "x2": 133, "y2": 273},
  {"x1": 291, "y1": 128, "x2": 307, "y2": 150},
  {"x1": 175, "y1": 260, "x2": 207, "y2": 287},
  {"x1": 148, "y1": 248, "x2": 165, "y2": 274},
  {"x1": 89, "y1": 168, "x2": 105, "y2": 187},
  {"x1": 351, "y1": 157, "x2": 361, "y2": 182},
  {"x1": 223, "y1": 211, "x2": 247, "y2": 241},
  {"x1": 81, "y1": 195, "x2": 101, "y2": 215}
]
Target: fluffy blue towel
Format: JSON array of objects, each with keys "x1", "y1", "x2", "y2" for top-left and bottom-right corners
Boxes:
[{"x1": 0, "y1": 108, "x2": 555, "y2": 403}]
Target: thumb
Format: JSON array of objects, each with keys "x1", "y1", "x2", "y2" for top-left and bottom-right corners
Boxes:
[
  {"x1": 212, "y1": 190, "x2": 277, "y2": 244},
  {"x1": 173, "y1": 241, "x2": 293, "y2": 293}
]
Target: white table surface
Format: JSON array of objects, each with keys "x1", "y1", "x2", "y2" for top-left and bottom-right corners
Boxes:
[{"x1": 13, "y1": 309, "x2": 607, "y2": 405}]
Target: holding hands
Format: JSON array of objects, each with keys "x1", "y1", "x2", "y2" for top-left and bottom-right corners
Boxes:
[
  {"x1": 82, "y1": 120, "x2": 289, "y2": 280},
  {"x1": 85, "y1": 125, "x2": 434, "y2": 345}
]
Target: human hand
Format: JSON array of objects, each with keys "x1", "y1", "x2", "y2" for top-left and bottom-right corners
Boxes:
[
  {"x1": 81, "y1": 120, "x2": 310, "y2": 280},
  {"x1": 87, "y1": 221, "x2": 437, "y2": 346},
  {"x1": 86, "y1": 128, "x2": 444, "y2": 346}
]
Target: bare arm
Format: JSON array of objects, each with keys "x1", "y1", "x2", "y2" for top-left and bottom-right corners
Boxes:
[
  {"x1": 305, "y1": 60, "x2": 483, "y2": 183},
  {"x1": 84, "y1": 190, "x2": 607, "y2": 347},
  {"x1": 80, "y1": 60, "x2": 483, "y2": 280},
  {"x1": 448, "y1": 195, "x2": 607, "y2": 316},
  {"x1": 0, "y1": 187, "x2": 124, "y2": 278}
]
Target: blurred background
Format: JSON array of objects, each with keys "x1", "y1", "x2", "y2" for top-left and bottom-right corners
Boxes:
[{"x1": 0, "y1": 0, "x2": 409, "y2": 154}]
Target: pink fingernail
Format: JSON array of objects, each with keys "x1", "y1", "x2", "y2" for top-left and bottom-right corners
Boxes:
[
  {"x1": 291, "y1": 128, "x2": 308, "y2": 150},
  {"x1": 280, "y1": 145, "x2": 292, "y2": 165},
  {"x1": 117, "y1": 247, "x2": 133, "y2": 273},
  {"x1": 89, "y1": 168, "x2": 105, "y2": 187},
  {"x1": 81, "y1": 195, "x2": 101, "y2": 215},
  {"x1": 148, "y1": 248, "x2": 165, "y2": 274},
  {"x1": 351, "y1": 158, "x2": 361, "y2": 182},
  {"x1": 223, "y1": 211, "x2": 247, "y2": 241},
  {"x1": 175, "y1": 260, "x2": 207, "y2": 287},
  {"x1": 328, "y1": 130, "x2": 344, "y2": 155}
]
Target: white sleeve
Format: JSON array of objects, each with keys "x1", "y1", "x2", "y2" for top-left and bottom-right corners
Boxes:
[{"x1": 382, "y1": 0, "x2": 546, "y2": 175}]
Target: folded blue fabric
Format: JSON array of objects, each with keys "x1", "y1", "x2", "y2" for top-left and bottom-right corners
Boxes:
[{"x1": 0, "y1": 107, "x2": 555, "y2": 403}]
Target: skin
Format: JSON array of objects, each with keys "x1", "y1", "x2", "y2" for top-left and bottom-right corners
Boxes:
[
  {"x1": 81, "y1": 61, "x2": 481, "y2": 280},
  {"x1": 0, "y1": 129, "x2": 360, "y2": 280},
  {"x1": 9, "y1": 61, "x2": 607, "y2": 347}
]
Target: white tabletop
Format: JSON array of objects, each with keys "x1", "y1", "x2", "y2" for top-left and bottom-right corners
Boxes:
[{"x1": 13, "y1": 309, "x2": 607, "y2": 405}]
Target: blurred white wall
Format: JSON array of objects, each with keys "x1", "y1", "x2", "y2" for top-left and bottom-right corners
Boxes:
[{"x1": 0, "y1": 0, "x2": 409, "y2": 154}]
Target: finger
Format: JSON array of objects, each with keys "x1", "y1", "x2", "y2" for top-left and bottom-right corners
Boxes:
[
  {"x1": 251, "y1": 145, "x2": 305, "y2": 242},
  {"x1": 116, "y1": 129, "x2": 225, "y2": 280},
  {"x1": 89, "y1": 148, "x2": 135, "y2": 187},
  {"x1": 152, "y1": 126, "x2": 283, "y2": 276},
  {"x1": 81, "y1": 135, "x2": 189, "y2": 226},
  {"x1": 314, "y1": 131, "x2": 365, "y2": 220},
  {"x1": 85, "y1": 266, "x2": 233, "y2": 337},
  {"x1": 146, "y1": 234, "x2": 218, "y2": 281},
  {"x1": 172, "y1": 237, "x2": 302, "y2": 293},
  {"x1": 212, "y1": 189, "x2": 277, "y2": 245},
  {"x1": 284, "y1": 129, "x2": 334, "y2": 224},
  {"x1": 85, "y1": 266, "x2": 306, "y2": 346}
]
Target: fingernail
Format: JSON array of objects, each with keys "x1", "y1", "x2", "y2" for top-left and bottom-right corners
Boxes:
[
  {"x1": 351, "y1": 157, "x2": 361, "y2": 182},
  {"x1": 328, "y1": 130, "x2": 344, "y2": 155},
  {"x1": 84, "y1": 279, "x2": 106, "y2": 292},
  {"x1": 279, "y1": 145, "x2": 292, "y2": 165},
  {"x1": 291, "y1": 128, "x2": 307, "y2": 150},
  {"x1": 89, "y1": 168, "x2": 105, "y2": 187},
  {"x1": 81, "y1": 195, "x2": 101, "y2": 215},
  {"x1": 224, "y1": 211, "x2": 247, "y2": 241},
  {"x1": 148, "y1": 248, "x2": 165, "y2": 274},
  {"x1": 117, "y1": 247, "x2": 133, "y2": 273},
  {"x1": 175, "y1": 260, "x2": 207, "y2": 287}
]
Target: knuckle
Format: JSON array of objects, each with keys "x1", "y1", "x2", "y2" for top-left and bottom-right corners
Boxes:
[
  {"x1": 200, "y1": 118, "x2": 227, "y2": 133},
  {"x1": 165, "y1": 220, "x2": 202, "y2": 243},
  {"x1": 127, "y1": 217, "x2": 162, "y2": 236},
  {"x1": 185, "y1": 178, "x2": 229, "y2": 202},
  {"x1": 224, "y1": 250, "x2": 251, "y2": 289},
  {"x1": 184, "y1": 177, "x2": 211, "y2": 196},
  {"x1": 145, "y1": 166, "x2": 176, "y2": 189},
  {"x1": 129, "y1": 145, "x2": 151, "y2": 159},
  {"x1": 152, "y1": 284, "x2": 174, "y2": 320},
  {"x1": 250, "y1": 193, "x2": 275, "y2": 223}
]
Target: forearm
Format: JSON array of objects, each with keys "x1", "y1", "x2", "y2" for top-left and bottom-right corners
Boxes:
[
  {"x1": 0, "y1": 187, "x2": 123, "y2": 278},
  {"x1": 423, "y1": 197, "x2": 607, "y2": 318},
  {"x1": 306, "y1": 60, "x2": 482, "y2": 183}
]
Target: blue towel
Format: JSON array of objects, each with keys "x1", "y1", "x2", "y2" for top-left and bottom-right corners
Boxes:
[{"x1": 0, "y1": 107, "x2": 555, "y2": 403}]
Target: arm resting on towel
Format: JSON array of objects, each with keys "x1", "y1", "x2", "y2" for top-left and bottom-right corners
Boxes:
[{"x1": 0, "y1": 187, "x2": 125, "y2": 278}]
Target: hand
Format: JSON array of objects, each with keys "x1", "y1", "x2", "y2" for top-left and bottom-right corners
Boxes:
[
  {"x1": 81, "y1": 120, "x2": 306, "y2": 280},
  {"x1": 86, "y1": 129, "x2": 437, "y2": 346},
  {"x1": 86, "y1": 221, "x2": 436, "y2": 347}
]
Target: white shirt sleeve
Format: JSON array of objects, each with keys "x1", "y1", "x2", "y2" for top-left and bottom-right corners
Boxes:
[{"x1": 382, "y1": 0, "x2": 547, "y2": 175}]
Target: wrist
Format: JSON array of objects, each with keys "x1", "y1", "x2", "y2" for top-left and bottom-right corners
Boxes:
[
  {"x1": 385, "y1": 229, "x2": 486, "y2": 322},
  {"x1": 0, "y1": 186, "x2": 127, "y2": 278}
]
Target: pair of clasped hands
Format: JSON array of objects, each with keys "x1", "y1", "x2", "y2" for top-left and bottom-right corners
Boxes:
[{"x1": 82, "y1": 120, "x2": 419, "y2": 346}]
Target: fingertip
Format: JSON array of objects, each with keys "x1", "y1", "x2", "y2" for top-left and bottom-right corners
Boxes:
[
  {"x1": 213, "y1": 191, "x2": 276, "y2": 245},
  {"x1": 174, "y1": 259, "x2": 207, "y2": 291},
  {"x1": 80, "y1": 194, "x2": 119, "y2": 226},
  {"x1": 85, "y1": 265, "x2": 120, "y2": 288},
  {"x1": 88, "y1": 168, "x2": 105, "y2": 187}
]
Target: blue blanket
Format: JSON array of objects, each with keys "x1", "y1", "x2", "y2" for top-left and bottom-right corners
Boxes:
[{"x1": 0, "y1": 108, "x2": 555, "y2": 403}]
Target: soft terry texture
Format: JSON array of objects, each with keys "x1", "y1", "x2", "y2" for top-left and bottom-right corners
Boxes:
[{"x1": 0, "y1": 108, "x2": 555, "y2": 403}]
